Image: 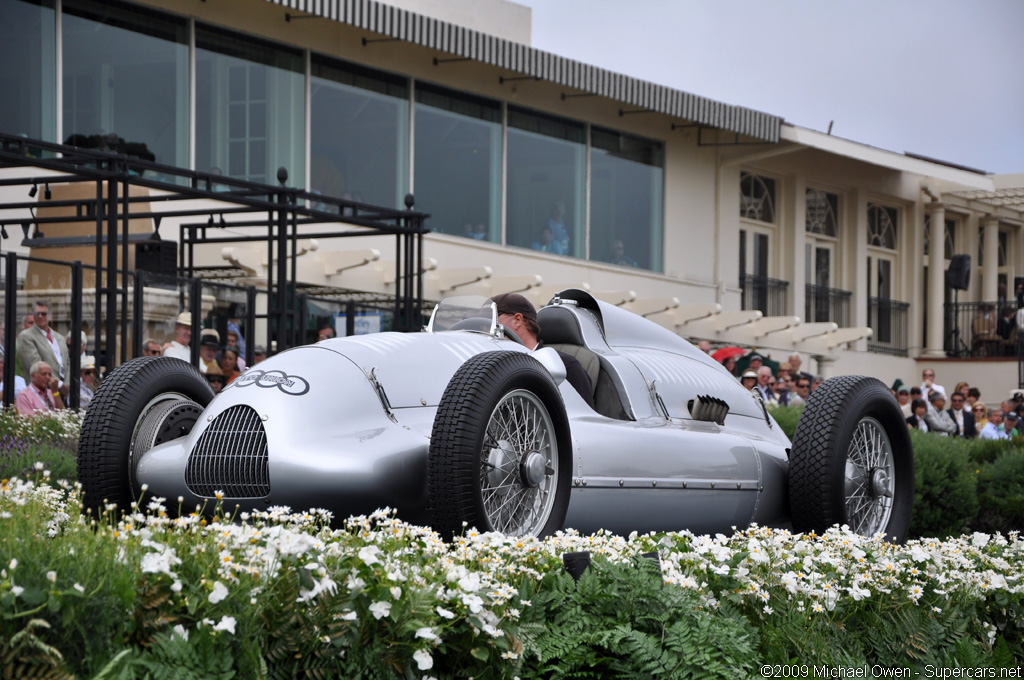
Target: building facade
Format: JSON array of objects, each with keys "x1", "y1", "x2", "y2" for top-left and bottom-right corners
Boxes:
[{"x1": 2, "y1": 0, "x2": 1023, "y2": 396}]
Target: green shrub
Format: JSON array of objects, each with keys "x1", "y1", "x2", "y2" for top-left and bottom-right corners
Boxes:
[
  {"x1": 768, "y1": 404, "x2": 802, "y2": 440},
  {"x1": 973, "y1": 448, "x2": 1024, "y2": 533},
  {"x1": 909, "y1": 430, "x2": 979, "y2": 539}
]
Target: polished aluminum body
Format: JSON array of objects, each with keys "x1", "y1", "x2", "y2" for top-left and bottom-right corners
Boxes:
[{"x1": 136, "y1": 290, "x2": 793, "y2": 535}]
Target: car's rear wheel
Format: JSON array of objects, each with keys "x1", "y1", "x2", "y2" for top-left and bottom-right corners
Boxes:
[
  {"x1": 428, "y1": 351, "x2": 571, "y2": 538},
  {"x1": 789, "y1": 375, "x2": 914, "y2": 542},
  {"x1": 78, "y1": 357, "x2": 213, "y2": 515}
]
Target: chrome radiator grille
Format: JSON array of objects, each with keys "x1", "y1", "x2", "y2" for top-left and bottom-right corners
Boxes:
[{"x1": 186, "y1": 405, "x2": 270, "y2": 498}]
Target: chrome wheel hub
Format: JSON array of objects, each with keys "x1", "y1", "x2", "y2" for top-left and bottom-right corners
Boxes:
[{"x1": 844, "y1": 416, "x2": 896, "y2": 536}]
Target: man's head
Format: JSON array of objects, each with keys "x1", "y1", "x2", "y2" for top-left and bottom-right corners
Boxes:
[
  {"x1": 897, "y1": 385, "x2": 910, "y2": 404},
  {"x1": 795, "y1": 377, "x2": 811, "y2": 399},
  {"x1": 200, "y1": 329, "x2": 221, "y2": 361},
  {"x1": 922, "y1": 368, "x2": 936, "y2": 384},
  {"x1": 81, "y1": 356, "x2": 97, "y2": 386},
  {"x1": 253, "y1": 345, "x2": 267, "y2": 364},
  {"x1": 491, "y1": 293, "x2": 539, "y2": 348},
  {"x1": 538, "y1": 226, "x2": 552, "y2": 246},
  {"x1": 950, "y1": 391, "x2": 966, "y2": 411},
  {"x1": 1004, "y1": 411, "x2": 1019, "y2": 432},
  {"x1": 32, "y1": 302, "x2": 50, "y2": 330},
  {"x1": 697, "y1": 340, "x2": 711, "y2": 354},
  {"x1": 318, "y1": 325, "x2": 336, "y2": 342},
  {"x1": 226, "y1": 330, "x2": 240, "y2": 349},
  {"x1": 21, "y1": 313, "x2": 34, "y2": 330},
  {"x1": 143, "y1": 338, "x2": 162, "y2": 356},
  {"x1": 30, "y1": 360, "x2": 53, "y2": 389},
  {"x1": 174, "y1": 312, "x2": 193, "y2": 346},
  {"x1": 747, "y1": 353, "x2": 763, "y2": 372},
  {"x1": 928, "y1": 390, "x2": 946, "y2": 411},
  {"x1": 989, "y1": 408, "x2": 1004, "y2": 426},
  {"x1": 788, "y1": 353, "x2": 802, "y2": 372},
  {"x1": 757, "y1": 365, "x2": 773, "y2": 387}
]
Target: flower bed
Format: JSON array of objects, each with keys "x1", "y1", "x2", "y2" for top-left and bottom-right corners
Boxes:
[{"x1": 2, "y1": 475, "x2": 1022, "y2": 678}]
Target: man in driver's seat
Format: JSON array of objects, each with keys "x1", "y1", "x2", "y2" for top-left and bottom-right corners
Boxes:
[{"x1": 491, "y1": 293, "x2": 595, "y2": 409}]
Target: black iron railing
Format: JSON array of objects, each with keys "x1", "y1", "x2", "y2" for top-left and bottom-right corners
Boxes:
[
  {"x1": 867, "y1": 297, "x2": 910, "y2": 357},
  {"x1": 805, "y1": 284, "x2": 852, "y2": 327},
  {"x1": 943, "y1": 300, "x2": 1016, "y2": 358},
  {"x1": 740, "y1": 274, "x2": 789, "y2": 317}
]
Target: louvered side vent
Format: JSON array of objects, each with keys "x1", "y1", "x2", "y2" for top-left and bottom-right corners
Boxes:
[{"x1": 186, "y1": 405, "x2": 270, "y2": 498}]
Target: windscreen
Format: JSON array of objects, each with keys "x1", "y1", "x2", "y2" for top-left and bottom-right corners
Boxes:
[{"x1": 427, "y1": 295, "x2": 497, "y2": 334}]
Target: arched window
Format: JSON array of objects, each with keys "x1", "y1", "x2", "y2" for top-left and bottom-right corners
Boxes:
[
  {"x1": 740, "y1": 172, "x2": 776, "y2": 223},
  {"x1": 867, "y1": 204, "x2": 898, "y2": 249}
]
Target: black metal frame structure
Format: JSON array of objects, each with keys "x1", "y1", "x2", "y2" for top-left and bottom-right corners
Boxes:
[{"x1": 0, "y1": 132, "x2": 428, "y2": 405}]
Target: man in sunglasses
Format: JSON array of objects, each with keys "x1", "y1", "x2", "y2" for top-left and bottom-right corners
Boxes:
[
  {"x1": 80, "y1": 355, "x2": 98, "y2": 409},
  {"x1": 946, "y1": 391, "x2": 977, "y2": 438}
]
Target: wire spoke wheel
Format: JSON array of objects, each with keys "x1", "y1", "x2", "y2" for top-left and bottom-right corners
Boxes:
[
  {"x1": 844, "y1": 417, "x2": 895, "y2": 535},
  {"x1": 480, "y1": 389, "x2": 558, "y2": 536}
]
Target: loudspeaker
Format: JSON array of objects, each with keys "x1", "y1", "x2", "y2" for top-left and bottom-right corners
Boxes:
[
  {"x1": 135, "y1": 240, "x2": 178, "y2": 277},
  {"x1": 945, "y1": 254, "x2": 971, "y2": 291}
]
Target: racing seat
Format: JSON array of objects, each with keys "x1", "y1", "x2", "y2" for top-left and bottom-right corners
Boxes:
[{"x1": 538, "y1": 305, "x2": 629, "y2": 420}]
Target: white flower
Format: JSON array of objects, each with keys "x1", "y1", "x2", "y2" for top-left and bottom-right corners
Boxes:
[
  {"x1": 415, "y1": 627, "x2": 439, "y2": 641},
  {"x1": 458, "y1": 572, "x2": 481, "y2": 592},
  {"x1": 461, "y1": 593, "x2": 484, "y2": 613},
  {"x1": 8, "y1": 559, "x2": 16, "y2": 570},
  {"x1": 436, "y1": 606, "x2": 455, "y2": 619},
  {"x1": 172, "y1": 624, "x2": 189, "y2": 640},
  {"x1": 972, "y1": 532, "x2": 991, "y2": 548},
  {"x1": 413, "y1": 649, "x2": 433, "y2": 670},
  {"x1": 74, "y1": 583, "x2": 85, "y2": 594},
  {"x1": 46, "y1": 571, "x2": 57, "y2": 583},
  {"x1": 341, "y1": 611, "x2": 358, "y2": 621},
  {"x1": 359, "y1": 545, "x2": 382, "y2": 566},
  {"x1": 390, "y1": 586, "x2": 403, "y2": 600},
  {"x1": 213, "y1": 616, "x2": 236, "y2": 634},
  {"x1": 209, "y1": 581, "x2": 229, "y2": 604},
  {"x1": 11, "y1": 586, "x2": 24, "y2": 597},
  {"x1": 370, "y1": 601, "x2": 392, "y2": 620}
]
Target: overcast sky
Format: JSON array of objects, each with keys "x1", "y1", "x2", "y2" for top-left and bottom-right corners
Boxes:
[{"x1": 516, "y1": 0, "x2": 1024, "y2": 175}]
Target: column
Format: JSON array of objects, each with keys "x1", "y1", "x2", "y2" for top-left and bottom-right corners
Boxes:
[
  {"x1": 982, "y1": 216, "x2": 1000, "y2": 302},
  {"x1": 814, "y1": 355, "x2": 836, "y2": 379},
  {"x1": 924, "y1": 202, "x2": 946, "y2": 357}
]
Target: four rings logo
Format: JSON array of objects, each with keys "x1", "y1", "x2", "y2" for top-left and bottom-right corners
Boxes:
[{"x1": 230, "y1": 369, "x2": 310, "y2": 396}]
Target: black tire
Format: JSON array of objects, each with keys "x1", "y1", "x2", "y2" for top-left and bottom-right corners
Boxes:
[
  {"x1": 789, "y1": 375, "x2": 914, "y2": 542},
  {"x1": 78, "y1": 357, "x2": 213, "y2": 515},
  {"x1": 427, "y1": 351, "x2": 571, "y2": 538}
]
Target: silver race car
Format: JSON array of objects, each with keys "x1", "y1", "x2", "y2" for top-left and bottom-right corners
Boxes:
[{"x1": 78, "y1": 289, "x2": 914, "y2": 541}]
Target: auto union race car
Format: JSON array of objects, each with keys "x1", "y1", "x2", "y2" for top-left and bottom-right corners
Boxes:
[{"x1": 78, "y1": 289, "x2": 913, "y2": 541}]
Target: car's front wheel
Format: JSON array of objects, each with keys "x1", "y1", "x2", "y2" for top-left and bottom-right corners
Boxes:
[
  {"x1": 427, "y1": 351, "x2": 571, "y2": 538},
  {"x1": 788, "y1": 375, "x2": 914, "y2": 542},
  {"x1": 78, "y1": 357, "x2": 213, "y2": 516}
]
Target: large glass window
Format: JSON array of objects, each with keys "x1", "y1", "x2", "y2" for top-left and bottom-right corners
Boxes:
[
  {"x1": 311, "y1": 56, "x2": 408, "y2": 209},
  {"x1": 196, "y1": 25, "x2": 304, "y2": 186},
  {"x1": 62, "y1": 0, "x2": 188, "y2": 168},
  {"x1": 0, "y1": 0, "x2": 56, "y2": 143},
  {"x1": 589, "y1": 127, "x2": 663, "y2": 271},
  {"x1": 413, "y1": 83, "x2": 501, "y2": 241},
  {"x1": 507, "y1": 106, "x2": 585, "y2": 257}
]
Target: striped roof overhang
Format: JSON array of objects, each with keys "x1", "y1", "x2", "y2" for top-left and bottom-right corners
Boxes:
[{"x1": 266, "y1": 0, "x2": 782, "y2": 143}]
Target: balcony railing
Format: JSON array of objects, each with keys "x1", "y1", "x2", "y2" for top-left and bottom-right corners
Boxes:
[
  {"x1": 867, "y1": 297, "x2": 910, "y2": 357},
  {"x1": 943, "y1": 300, "x2": 1017, "y2": 358},
  {"x1": 740, "y1": 274, "x2": 789, "y2": 317},
  {"x1": 805, "y1": 284, "x2": 852, "y2": 327}
]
